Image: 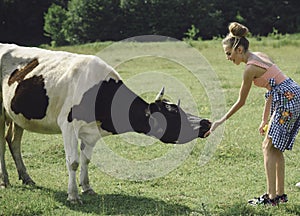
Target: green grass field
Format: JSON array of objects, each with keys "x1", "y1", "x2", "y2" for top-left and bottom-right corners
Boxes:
[{"x1": 1, "y1": 35, "x2": 300, "y2": 215}]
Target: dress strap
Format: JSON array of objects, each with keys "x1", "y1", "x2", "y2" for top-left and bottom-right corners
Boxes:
[{"x1": 247, "y1": 60, "x2": 271, "y2": 69}]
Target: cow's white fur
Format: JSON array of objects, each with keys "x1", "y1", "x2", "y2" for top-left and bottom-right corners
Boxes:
[{"x1": 0, "y1": 43, "x2": 121, "y2": 202}]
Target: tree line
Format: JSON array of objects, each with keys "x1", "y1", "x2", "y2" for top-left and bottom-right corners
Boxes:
[{"x1": 0, "y1": 0, "x2": 299, "y2": 46}]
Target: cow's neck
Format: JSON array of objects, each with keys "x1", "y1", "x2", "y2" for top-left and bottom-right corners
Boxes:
[
  {"x1": 96, "y1": 79, "x2": 150, "y2": 134},
  {"x1": 68, "y1": 79, "x2": 150, "y2": 135}
]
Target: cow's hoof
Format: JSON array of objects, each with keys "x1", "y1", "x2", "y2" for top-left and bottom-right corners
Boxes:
[
  {"x1": 0, "y1": 183, "x2": 8, "y2": 189},
  {"x1": 21, "y1": 174, "x2": 36, "y2": 186},
  {"x1": 23, "y1": 178, "x2": 36, "y2": 186},
  {"x1": 0, "y1": 179, "x2": 10, "y2": 188},
  {"x1": 67, "y1": 196, "x2": 83, "y2": 205},
  {"x1": 82, "y1": 188, "x2": 97, "y2": 196}
]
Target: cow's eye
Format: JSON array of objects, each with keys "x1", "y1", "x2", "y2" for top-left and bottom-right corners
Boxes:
[
  {"x1": 165, "y1": 104, "x2": 172, "y2": 111},
  {"x1": 165, "y1": 104, "x2": 178, "y2": 113}
]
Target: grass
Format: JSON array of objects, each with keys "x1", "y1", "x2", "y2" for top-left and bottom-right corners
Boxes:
[{"x1": 1, "y1": 36, "x2": 300, "y2": 215}]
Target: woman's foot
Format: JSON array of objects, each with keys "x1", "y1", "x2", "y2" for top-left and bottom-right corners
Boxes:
[
  {"x1": 248, "y1": 193, "x2": 278, "y2": 206},
  {"x1": 276, "y1": 194, "x2": 288, "y2": 203}
]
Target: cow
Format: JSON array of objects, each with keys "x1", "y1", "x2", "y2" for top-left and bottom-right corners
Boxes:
[{"x1": 0, "y1": 43, "x2": 211, "y2": 203}]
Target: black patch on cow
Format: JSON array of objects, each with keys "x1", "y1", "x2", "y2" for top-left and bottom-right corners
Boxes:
[
  {"x1": 8, "y1": 59, "x2": 39, "y2": 86},
  {"x1": 11, "y1": 75, "x2": 49, "y2": 120},
  {"x1": 68, "y1": 79, "x2": 124, "y2": 133},
  {"x1": 68, "y1": 79, "x2": 149, "y2": 134}
]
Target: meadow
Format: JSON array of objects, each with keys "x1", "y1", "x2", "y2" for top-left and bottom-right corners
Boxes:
[{"x1": 0, "y1": 35, "x2": 300, "y2": 215}]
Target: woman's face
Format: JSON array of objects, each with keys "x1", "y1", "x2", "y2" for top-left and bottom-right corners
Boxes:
[{"x1": 223, "y1": 44, "x2": 243, "y2": 65}]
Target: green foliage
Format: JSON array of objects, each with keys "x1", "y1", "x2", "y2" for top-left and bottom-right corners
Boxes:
[
  {"x1": 184, "y1": 24, "x2": 200, "y2": 42},
  {"x1": 43, "y1": 0, "x2": 300, "y2": 45},
  {"x1": 48, "y1": 0, "x2": 122, "y2": 45},
  {"x1": 235, "y1": 11, "x2": 245, "y2": 23},
  {"x1": 268, "y1": 27, "x2": 284, "y2": 40},
  {"x1": 67, "y1": 0, "x2": 123, "y2": 44},
  {"x1": 44, "y1": 4, "x2": 68, "y2": 46},
  {"x1": 2, "y1": 0, "x2": 300, "y2": 45}
]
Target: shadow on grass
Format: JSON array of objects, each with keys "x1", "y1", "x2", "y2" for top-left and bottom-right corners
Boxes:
[
  {"x1": 54, "y1": 191, "x2": 194, "y2": 215},
  {"x1": 215, "y1": 202, "x2": 300, "y2": 216},
  {"x1": 11, "y1": 185, "x2": 300, "y2": 215}
]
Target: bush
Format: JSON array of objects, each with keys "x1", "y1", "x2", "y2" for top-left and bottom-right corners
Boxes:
[
  {"x1": 44, "y1": 0, "x2": 122, "y2": 45},
  {"x1": 43, "y1": 0, "x2": 300, "y2": 45},
  {"x1": 66, "y1": 0, "x2": 122, "y2": 44},
  {"x1": 44, "y1": 4, "x2": 68, "y2": 46}
]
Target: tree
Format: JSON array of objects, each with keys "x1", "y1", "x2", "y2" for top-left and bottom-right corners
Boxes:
[
  {"x1": 44, "y1": 4, "x2": 68, "y2": 46},
  {"x1": 3, "y1": 0, "x2": 299, "y2": 45},
  {"x1": 62, "y1": 0, "x2": 122, "y2": 44},
  {"x1": 120, "y1": 0, "x2": 154, "y2": 38}
]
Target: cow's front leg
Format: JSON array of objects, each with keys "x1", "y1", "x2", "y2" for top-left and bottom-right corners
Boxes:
[
  {"x1": 0, "y1": 115, "x2": 9, "y2": 188},
  {"x1": 62, "y1": 124, "x2": 81, "y2": 204},
  {"x1": 6, "y1": 122, "x2": 35, "y2": 185},
  {"x1": 79, "y1": 142, "x2": 96, "y2": 195}
]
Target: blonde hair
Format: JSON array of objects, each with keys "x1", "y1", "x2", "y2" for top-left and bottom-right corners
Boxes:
[
  {"x1": 228, "y1": 22, "x2": 249, "y2": 38},
  {"x1": 222, "y1": 22, "x2": 250, "y2": 51}
]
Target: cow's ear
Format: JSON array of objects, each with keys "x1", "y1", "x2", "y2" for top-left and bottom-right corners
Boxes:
[
  {"x1": 177, "y1": 99, "x2": 180, "y2": 108},
  {"x1": 155, "y1": 87, "x2": 165, "y2": 101}
]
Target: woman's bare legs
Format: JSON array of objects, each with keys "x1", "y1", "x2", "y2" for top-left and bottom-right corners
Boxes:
[
  {"x1": 262, "y1": 137, "x2": 285, "y2": 199},
  {"x1": 276, "y1": 149, "x2": 285, "y2": 196}
]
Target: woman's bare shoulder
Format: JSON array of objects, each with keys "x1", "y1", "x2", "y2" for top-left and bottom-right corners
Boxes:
[{"x1": 252, "y1": 52, "x2": 274, "y2": 64}]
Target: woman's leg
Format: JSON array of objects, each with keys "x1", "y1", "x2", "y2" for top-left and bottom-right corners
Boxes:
[
  {"x1": 276, "y1": 150, "x2": 285, "y2": 196},
  {"x1": 262, "y1": 137, "x2": 278, "y2": 200}
]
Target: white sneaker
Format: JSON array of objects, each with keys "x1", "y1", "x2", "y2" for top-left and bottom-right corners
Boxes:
[{"x1": 296, "y1": 182, "x2": 300, "y2": 188}]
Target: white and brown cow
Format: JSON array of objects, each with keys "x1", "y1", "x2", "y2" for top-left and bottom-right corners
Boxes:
[{"x1": 0, "y1": 43, "x2": 211, "y2": 203}]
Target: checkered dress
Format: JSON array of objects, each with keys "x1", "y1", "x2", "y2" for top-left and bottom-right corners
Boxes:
[{"x1": 265, "y1": 78, "x2": 300, "y2": 152}]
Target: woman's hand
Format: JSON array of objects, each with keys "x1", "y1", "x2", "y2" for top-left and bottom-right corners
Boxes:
[
  {"x1": 259, "y1": 121, "x2": 268, "y2": 136},
  {"x1": 203, "y1": 118, "x2": 225, "y2": 137},
  {"x1": 210, "y1": 118, "x2": 226, "y2": 132}
]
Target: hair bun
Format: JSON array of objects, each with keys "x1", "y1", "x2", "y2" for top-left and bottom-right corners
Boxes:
[{"x1": 228, "y1": 22, "x2": 249, "y2": 38}]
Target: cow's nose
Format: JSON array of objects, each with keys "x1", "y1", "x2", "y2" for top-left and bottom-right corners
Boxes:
[{"x1": 198, "y1": 119, "x2": 211, "y2": 138}]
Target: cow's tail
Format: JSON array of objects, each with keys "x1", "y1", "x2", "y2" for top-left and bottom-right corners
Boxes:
[
  {"x1": 0, "y1": 52, "x2": 11, "y2": 145},
  {"x1": 0, "y1": 51, "x2": 5, "y2": 138},
  {"x1": 0, "y1": 50, "x2": 3, "y2": 118},
  {"x1": 5, "y1": 119, "x2": 13, "y2": 145}
]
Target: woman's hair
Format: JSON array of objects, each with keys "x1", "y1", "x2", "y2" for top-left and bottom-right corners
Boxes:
[{"x1": 222, "y1": 22, "x2": 249, "y2": 51}]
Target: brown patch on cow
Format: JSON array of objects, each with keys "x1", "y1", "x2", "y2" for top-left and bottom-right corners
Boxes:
[
  {"x1": 11, "y1": 75, "x2": 49, "y2": 120},
  {"x1": 8, "y1": 59, "x2": 39, "y2": 86}
]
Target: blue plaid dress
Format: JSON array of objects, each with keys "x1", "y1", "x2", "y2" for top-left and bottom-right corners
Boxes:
[{"x1": 265, "y1": 78, "x2": 300, "y2": 151}]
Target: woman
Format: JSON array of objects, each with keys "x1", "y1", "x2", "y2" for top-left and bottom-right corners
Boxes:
[{"x1": 210, "y1": 22, "x2": 300, "y2": 206}]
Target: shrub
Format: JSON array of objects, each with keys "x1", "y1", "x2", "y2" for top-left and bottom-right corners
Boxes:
[
  {"x1": 44, "y1": 4, "x2": 68, "y2": 46},
  {"x1": 44, "y1": 0, "x2": 122, "y2": 45},
  {"x1": 64, "y1": 0, "x2": 122, "y2": 44}
]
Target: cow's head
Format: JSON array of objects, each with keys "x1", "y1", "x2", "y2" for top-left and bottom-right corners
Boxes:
[{"x1": 146, "y1": 88, "x2": 211, "y2": 144}]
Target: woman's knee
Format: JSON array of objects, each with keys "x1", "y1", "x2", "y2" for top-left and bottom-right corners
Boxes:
[{"x1": 262, "y1": 138, "x2": 273, "y2": 153}]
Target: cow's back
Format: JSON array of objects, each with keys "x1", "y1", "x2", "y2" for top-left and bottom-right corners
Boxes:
[{"x1": 0, "y1": 43, "x2": 121, "y2": 134}]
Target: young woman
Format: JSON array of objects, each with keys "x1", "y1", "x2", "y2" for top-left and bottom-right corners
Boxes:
[{"x1": 210, "y1": 22, "x2": 300, "y2": 206}]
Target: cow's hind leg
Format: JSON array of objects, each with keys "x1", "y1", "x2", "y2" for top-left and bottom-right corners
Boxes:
[
  {"x1": 62, "y1": 123, "x2": 81, "y2": 204},
  {"x1": 6, "y1": 122, "x2": 35, "y2": 185},
  {"x1": 0, "y1": 115, "x2": 9, "y2": 188},
  {"x1": 79, "y1": 142, "x2": 96, "y2": 195}
]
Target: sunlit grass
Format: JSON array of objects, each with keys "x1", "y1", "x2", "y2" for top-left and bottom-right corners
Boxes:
[{"x1": 1, "y1": 37, "x2": 300, "y2": 215}]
